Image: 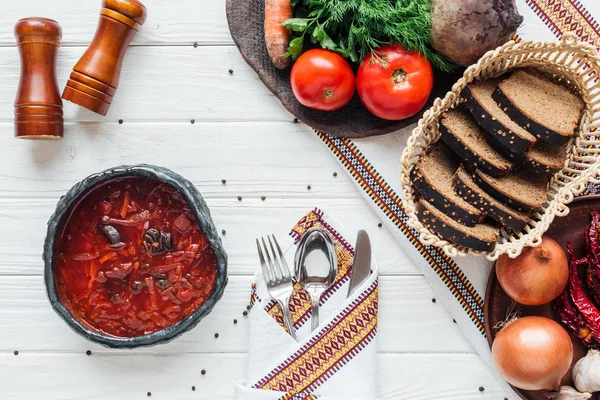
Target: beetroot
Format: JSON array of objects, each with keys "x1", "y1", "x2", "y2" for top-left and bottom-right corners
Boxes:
[{"x1": 431, "y1": 0, "x2": 523, "y2": 66}]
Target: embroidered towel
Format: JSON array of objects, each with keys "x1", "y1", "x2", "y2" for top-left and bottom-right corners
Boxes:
[{"x1": 235, "y1": 209, "x2": 378, "y2": 400}]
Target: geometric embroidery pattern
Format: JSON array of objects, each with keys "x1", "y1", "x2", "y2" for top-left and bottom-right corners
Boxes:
[
  {"x1": 254, "y1": 281, "x2": 378, "y2": 395},
  {"x1": 279, "y1": 394, "x2": 319, "y2": 400},
  {"x1": 526, "y1": 0, "x2": 600, "y2": 48},
  {"x1": 249, "y1": 283, "x2": 258, "y2": 310}
]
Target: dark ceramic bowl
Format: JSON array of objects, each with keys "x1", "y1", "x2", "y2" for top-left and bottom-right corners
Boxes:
[{"x1": 43, "y1": 165, "x2": 228, "y2": 348}]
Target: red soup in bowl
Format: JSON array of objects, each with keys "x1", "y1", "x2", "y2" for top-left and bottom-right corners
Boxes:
[{"x1": 54, "y1": 177, "x2": 218, "y2": 338}]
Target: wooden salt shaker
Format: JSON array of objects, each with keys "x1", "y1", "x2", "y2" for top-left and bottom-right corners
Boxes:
[
  {"x1": 62, "y1": 0, "x2": 147, "y2": 116},
  {"x1": 14, "y1": 18, "x2": 63, "y2": 139}
]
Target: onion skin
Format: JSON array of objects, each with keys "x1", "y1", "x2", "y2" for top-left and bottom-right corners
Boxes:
[
  {"x1": 492, "y1": 316, "x2": 573, "y2": 391},
  {"x1": 496, "y1": 236, "x2": 568, "y2": 305}
]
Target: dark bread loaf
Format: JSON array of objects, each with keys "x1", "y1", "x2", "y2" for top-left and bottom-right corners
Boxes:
[
  {"x1": 412, "y1": 143, "x2": 486, "y2": 226},
  {"x1": 440, "y1": 107, "x2": 513, "y2": 178},
  {"x1": 452, "y1": 166, "x2": 530, "y2": 231},
  {"x1": 416, "y1": 199, "x2": 499, "y2": 252},
  {"x1": 472, "y1": 168, "x2": 549, "y2": 212},
  {"x1": 492, "y1": 69, "x2": 584, "y2": 145},
  {"x1": 463, "y1": 79, "x2": 536, "y2": 155}
]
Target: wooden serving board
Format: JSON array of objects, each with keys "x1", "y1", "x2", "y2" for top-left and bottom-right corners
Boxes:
[
  {"x1": 225, "y1": 0, "x2": 462, "y2": 138},
  {"x1": 485, "y1": 195, "x2": 600, "y2": 400}
]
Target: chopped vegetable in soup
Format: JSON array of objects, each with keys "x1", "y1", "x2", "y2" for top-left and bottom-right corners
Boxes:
[{"x1": 54, "y1": 178, "x2": 218, "y2": 338}]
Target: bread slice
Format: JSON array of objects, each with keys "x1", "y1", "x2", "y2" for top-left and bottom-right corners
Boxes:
[
  {"x1": 463, "y1": 79, "x2": 536, "y2": 155},
  {"x1": 412, "y1": 143, "x2": 486, "y2": 227},
  {"x1": 452, "y1": 166, "x2": 531, "y2": 231},
  {"x1": 488, "y1": 134, "x2": 568, "y2": 175},
  {"x1": 492, "y1": 69, "x2": 584, "y2": 145},
  {"x1": 472, "y1": 168, "x2": 549, "y2": 212},
  {"x1": 416, "y1": 199, "x2": 499, "y2": 252},
  {"x1": 440, "y1": 107, "x2": 513, "y2": 178},
  {"x1": 520, "y1": 141, "x2": 567, "y2": 176}
]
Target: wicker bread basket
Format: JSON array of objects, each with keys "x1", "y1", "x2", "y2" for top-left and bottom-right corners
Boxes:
[{"x1": 401, "y1": 33, "x2": 600, "y2": 261}]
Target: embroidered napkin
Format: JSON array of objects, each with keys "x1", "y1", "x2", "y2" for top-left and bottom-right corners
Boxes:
[
  {"x1": 235, "y1": 209, "x2": 378, "y2": 400},
  {"x1": 318, "y1": 1, "x2": 600, "y2": 398}
]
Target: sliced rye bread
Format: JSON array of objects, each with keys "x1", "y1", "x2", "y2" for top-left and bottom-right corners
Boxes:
[
  {"x1": 452, "y1": 166, "x2": 531, "y2": 232},
  {"x1": 440, "y1": 107, "x2": 513, "y2": 178},
  {"x1": 492, "y1": 69, "x2": 585, "y2": 145},
  {"x1": 520, "y1": 141, "x2": 568, "y2": 176},
  {"x1": 472, "y1": 168, "x2": 549, "y2": 212},
  {"x1": 412, "y1": 143, "x2": 486, "y2": 227},
  {"x1": 485, "y1": 132, "x2": 568, "y2": 176},
  {"x1": 416, "y1": 199, "x2": 499, "y2": 252},
  {"x1": 463, "y1": 79, "x2": 536, "y2": 155}
]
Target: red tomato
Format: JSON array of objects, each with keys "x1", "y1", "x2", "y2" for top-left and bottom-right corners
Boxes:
[
  {"x1": 290, "y1": 49, "x2": 355, "y2": 111},
  {"x1": 357, "y1": 44, "x2": 434, "y2": 120}
]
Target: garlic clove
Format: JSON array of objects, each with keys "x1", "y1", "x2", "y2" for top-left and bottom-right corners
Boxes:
[
  {"x1": 547, "y1": 386, "x2": 591, "y2": 399},
  {"x1": 573, "y1": 349, "x2": 600, "y2": 393}
]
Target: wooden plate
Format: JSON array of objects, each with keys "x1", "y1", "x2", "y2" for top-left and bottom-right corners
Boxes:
[
  {"x1": 225, "y1": 0, "x2": 463, "y2": 138},
  {"x1": 485, "y1": 195, "x2": 600, "y2": 399}
]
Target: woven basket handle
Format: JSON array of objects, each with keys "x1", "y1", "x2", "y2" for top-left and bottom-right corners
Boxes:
[{"x1": 561, "y1": 32, "x2": 578, "y2": 45}]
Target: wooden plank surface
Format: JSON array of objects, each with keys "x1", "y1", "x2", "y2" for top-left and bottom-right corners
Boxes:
[
  {"x1": 0, "y1": 353, "x2": 504, "y2": 400},
  {"x1": 0, "y1": 276, "x2": 471, "y2": 353},
  {"x1": 0, "y1": 47, "x2": 292, "y2": 122},
  {"x1": 0, "y1": 1, "x2": 507, "y2": 398},
  {"x1": 1, "y1": 1, "x2": 232, "y2": 46}
]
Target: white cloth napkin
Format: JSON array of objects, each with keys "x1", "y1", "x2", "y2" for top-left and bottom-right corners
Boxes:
[
  {"x1": 236, "y1": 209, "x2": 379, "y2": 400},
  {"x1": 317, "y1": 1, "x2": 600, "y2": 398}
]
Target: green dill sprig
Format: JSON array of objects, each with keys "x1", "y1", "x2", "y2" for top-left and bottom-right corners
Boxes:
[{"x1": 283, "y1": 0, "x2": 453, "y2": 72}]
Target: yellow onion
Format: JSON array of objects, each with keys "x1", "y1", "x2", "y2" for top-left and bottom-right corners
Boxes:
[
  {"x1": 496, "y1": 236, "x2": 568, "y2": 306},
  {"x1": 492, "y1": 316, "x2": 573, "y2": 391}
]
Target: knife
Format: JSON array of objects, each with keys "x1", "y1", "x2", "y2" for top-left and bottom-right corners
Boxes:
[{"x1": 348, "y1": 230, "x2": 371, "y2": 297}]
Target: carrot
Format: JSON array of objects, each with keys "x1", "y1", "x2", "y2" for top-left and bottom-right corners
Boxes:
[
  {"x1": 99, "y1": 252, "x2": 118, "y2": 264},
  {"x1": 120, "y1": 191, "x2": 130, "y2": 219},
  {"x1": 264, "y1": 0, "x2": 293, "y2": 70}
]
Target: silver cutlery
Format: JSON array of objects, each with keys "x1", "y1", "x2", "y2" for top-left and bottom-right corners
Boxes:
[
  {"x1": 294, "y1": 228, "x2": 338, "y2": 332},
  {"x1": 256, "y1": 234, "x2": 297, "y2": 341},
  {"x1": 348, "y1": 230, "x2": 371, "y2": 297}
]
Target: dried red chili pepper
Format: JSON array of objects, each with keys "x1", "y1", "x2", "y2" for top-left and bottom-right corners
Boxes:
[
  {"x1": 586, "y1": 211, "x2": 600, "y2": 265},
  {"x1": 587, "y1": 264, "x2": 600, "y2": 307},
  {"x1": 584, "y1": 212, "x2": 600, "y2": 307},
  {"x1": 554, "y1": 287, "x2": 597, "y2": 347},
  {"x1": 567, "y1": 242, "x2": 600, "y2": 340}
]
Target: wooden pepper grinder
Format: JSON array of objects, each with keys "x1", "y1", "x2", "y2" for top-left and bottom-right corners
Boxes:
[
  {"x1": 14, "y1": 18, "x2": 63, "y2": 140},
  {"x1": 62, "y1": 0, "x2": 147, "y2": 116}
]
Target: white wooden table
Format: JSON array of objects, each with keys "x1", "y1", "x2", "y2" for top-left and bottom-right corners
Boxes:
[{"x1": 0, "y1": 2, "x2": 508, "y2": 398}]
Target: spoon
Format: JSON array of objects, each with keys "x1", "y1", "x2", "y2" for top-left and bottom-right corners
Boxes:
[{"x1": 294, "y1": 227, "x2": 338, "y2": 332}]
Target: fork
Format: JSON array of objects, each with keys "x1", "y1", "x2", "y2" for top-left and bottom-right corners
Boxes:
[{"x1": 256, "y1": 234, "x2": 297, "y2": 341}]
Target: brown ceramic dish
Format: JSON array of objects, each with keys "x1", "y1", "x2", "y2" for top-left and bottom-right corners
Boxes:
[
  {"x1": 484, "y1": 195, "x2": 600, "y2": 399},
  {"x1": 225, "y1": 0, "x2": 462, "y2": 138}
]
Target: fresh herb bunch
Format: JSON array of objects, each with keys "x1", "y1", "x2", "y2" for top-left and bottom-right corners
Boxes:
[{"x1": 283, "y1": 0, "x2": 452, "y2": 71}]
